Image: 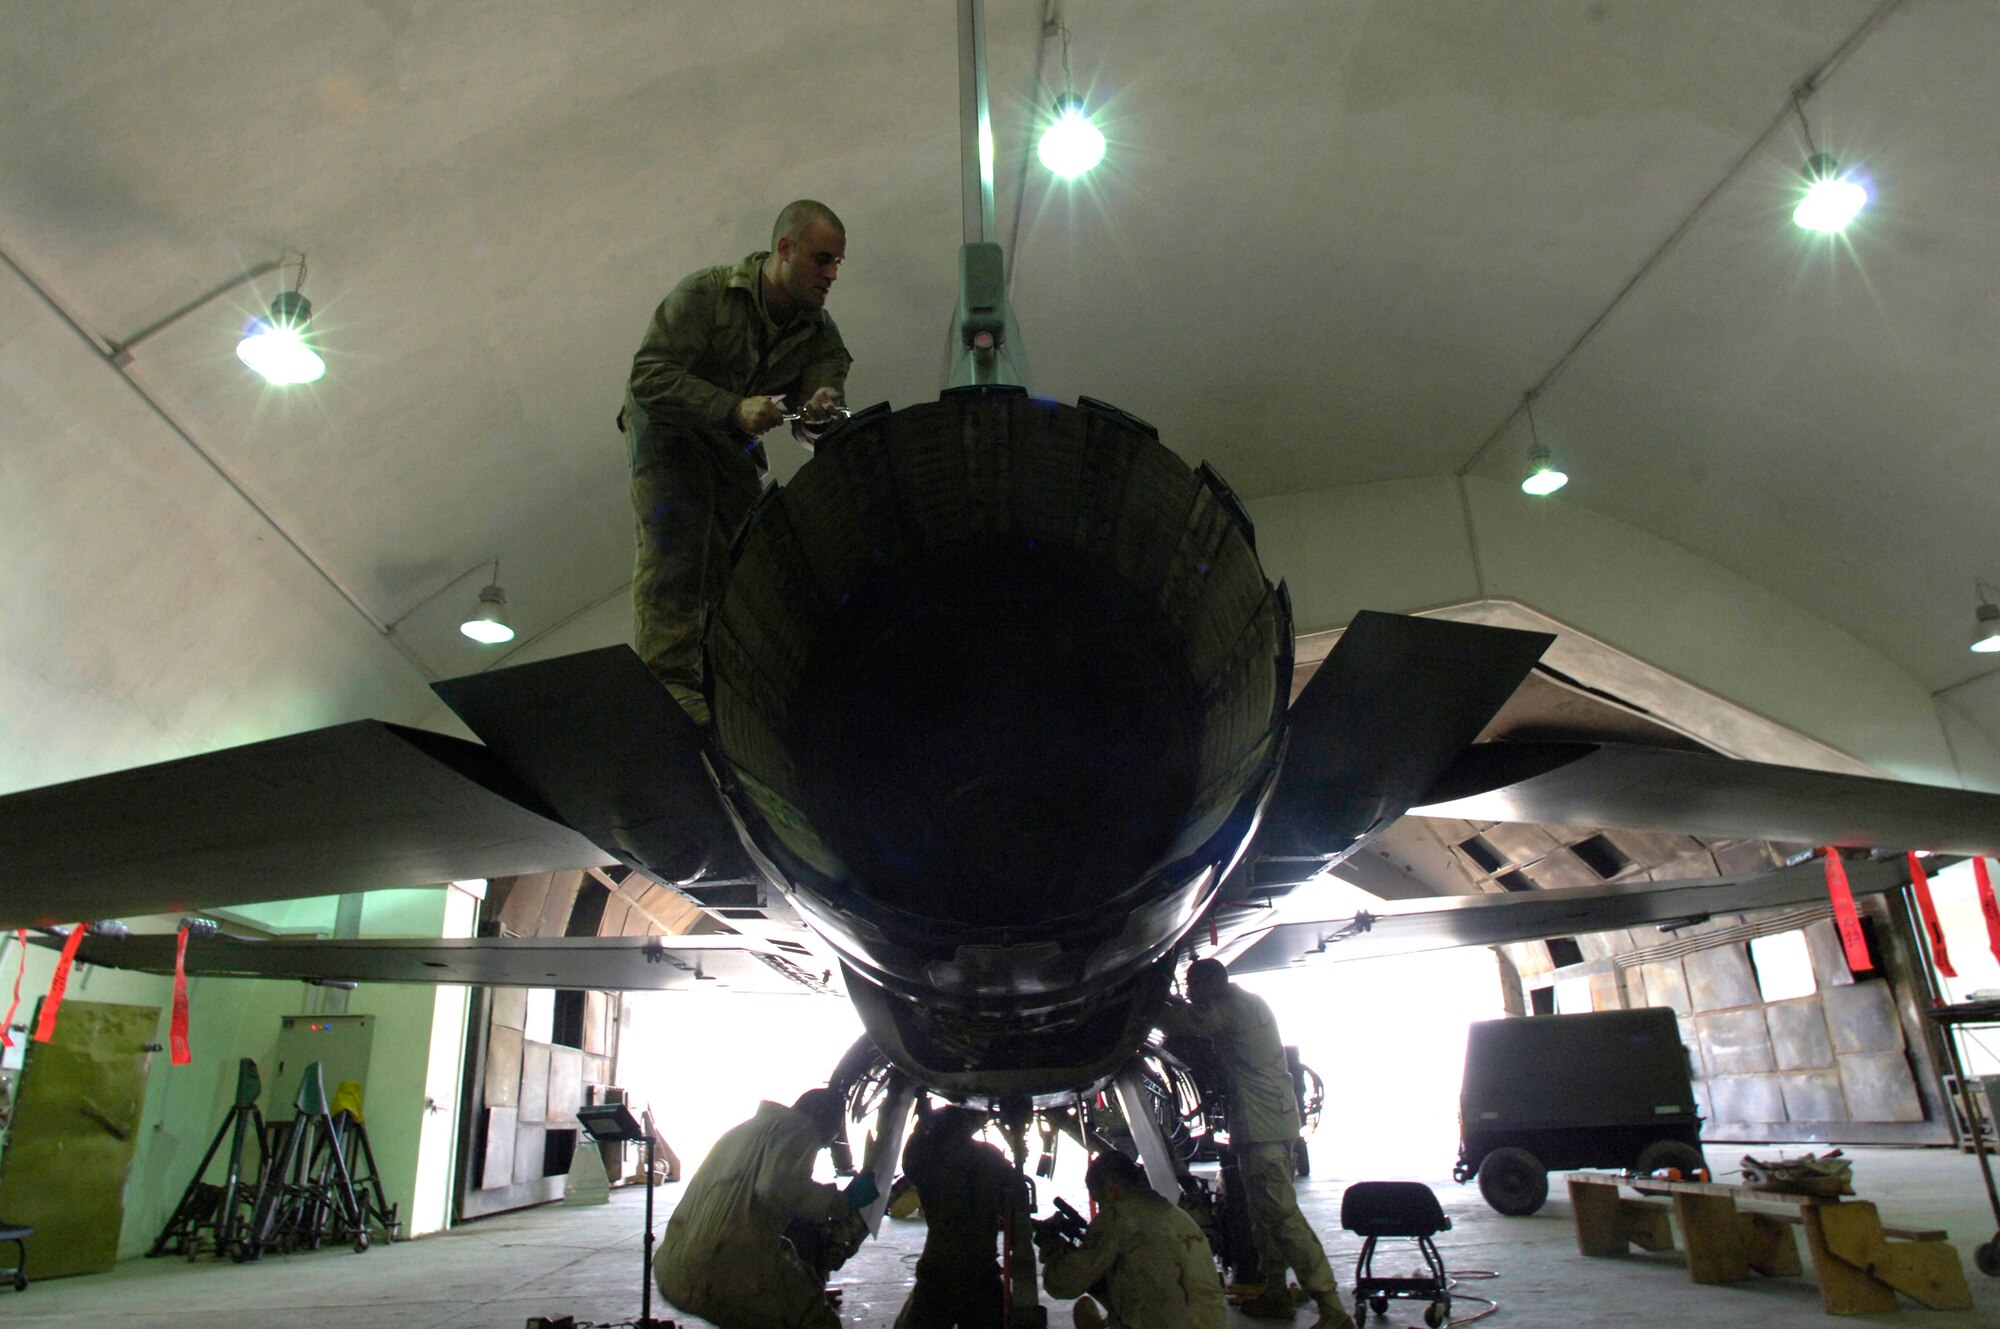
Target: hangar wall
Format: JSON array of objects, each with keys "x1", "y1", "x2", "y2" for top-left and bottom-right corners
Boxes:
[
  {"x1": 0, "y1": 887, "x2": 468, "y2": 1260},
  {"x1": 0, "y1": 266, "x2": 441, "y2": 801},
  {"x1": 1247, "y1": 475, "x2": 2000, "y2": 791}
]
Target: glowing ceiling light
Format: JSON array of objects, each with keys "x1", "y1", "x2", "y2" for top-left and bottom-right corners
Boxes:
[
  {"x1": 1037, "y1": 92, "x2": 1105, "y2": 179},
  {"x1": 1793, "y1": 151, "x2": 1867, "y2": 233},
  {"x1": 1971, "y1": 601, "x2": 2000, "y2": 654},
  {"x1": 236, "y1": 290, "x2": 326, "y2": 384},
  {"x1": 1521, "y1": 442, "x2": 1568, "y2": 496},
  {"x1": 460, "y1": 580, "x2": 515, "y2": 644}
]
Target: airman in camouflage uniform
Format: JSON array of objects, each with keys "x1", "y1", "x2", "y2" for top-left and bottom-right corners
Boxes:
[
  {"x1": 1158, "y1": 959, "x2": 1353, "y2": 1329},
  {"x1": 1040, "y1": 1150, "x2": 1227, "y2": 1329},
  {"x1": 654, "y1": 1089, "x2": 866, "y2": 1329},
  {"x1": 623, "y1": 200, "x2": 852, "y2": 726}
]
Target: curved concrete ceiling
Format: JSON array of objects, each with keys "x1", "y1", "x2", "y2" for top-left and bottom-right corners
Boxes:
[{"x1": 4, "y1": 1, "x2": 1996, "y2": 785}]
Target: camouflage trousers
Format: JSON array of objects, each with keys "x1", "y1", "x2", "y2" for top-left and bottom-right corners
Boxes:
[
  {"x1": 628, "y1": 410, "x2": 763, "y2": 727},
  {"x1": 1239, "y1": 1139, "x2": 1340, "y2": 1307}
]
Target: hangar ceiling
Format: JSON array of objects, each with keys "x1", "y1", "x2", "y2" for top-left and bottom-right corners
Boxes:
[{"x1": 4, "y1": 1, "x2": 1997, "y2": 786}]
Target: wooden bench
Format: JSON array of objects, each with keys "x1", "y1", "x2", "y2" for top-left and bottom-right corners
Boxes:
[{"x1": 1567, "y1": 1171, "x2": 1972, "y2": 1315}]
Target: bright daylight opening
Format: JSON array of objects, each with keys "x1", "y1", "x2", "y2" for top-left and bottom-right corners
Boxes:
[{"x1": 617, "y1": 989, "x2": 866, "y2": 1176}]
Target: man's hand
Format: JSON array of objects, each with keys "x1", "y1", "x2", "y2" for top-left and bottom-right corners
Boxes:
[
  {"x1": 734, "y1": 394, "x2": 788, "y2": 437},
  {"x1": 799, "y1": 386, "x2": 845, "y2": 425}
]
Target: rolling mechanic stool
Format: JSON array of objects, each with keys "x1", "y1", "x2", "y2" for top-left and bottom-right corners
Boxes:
[
  {"x1": 1341, "y1": 1182, "x2": 1453, "y2": 1327},
  {"x1": 0, "y1": 1219, "x2": 29, "y2": 1292}
]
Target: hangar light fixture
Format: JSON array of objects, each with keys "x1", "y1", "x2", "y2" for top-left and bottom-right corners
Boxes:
[
  {"x1": 236, "y1": 289, "x2": 326, "y2": 384},
  {"x1": 1972, "y1": 589, "x2": 2000, "y2": 654},
  {"x1": 1518, "y1": 396, "x2": 1567, "y2": 497},
  {"x1": 1787, "y1": 93, "x2": 1866, "y2": 235},
  {"x1": 1793, "y1": 152, "x2": 1868, "y2": 234},
  {"x1": 460, "y1": 564, "x2": 516, "y2": 644},
  {"x1": 1034, "y1": 6, "x2": 1103, "y2": 180},
  {"x1": 1038, "y1": 92, "x2": 1105, "y2": 179}
]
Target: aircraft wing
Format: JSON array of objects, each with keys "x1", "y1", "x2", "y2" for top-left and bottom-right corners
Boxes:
[
  {"x1": 1224, "y1": 853, "x2": 1919, "y2": 973},
  {"x1": 1412, "y1": 740, "x2": 2000, "y2": 856},
  {"x1": 46, "y1": 930, "x2": 837, "y2": 996},
  {"x1": 0, "y1": 721, "x2": 612, "y2": 929},
  {"x1": 1253, "y1": 610, "x2": 1553, "y2": 865}
]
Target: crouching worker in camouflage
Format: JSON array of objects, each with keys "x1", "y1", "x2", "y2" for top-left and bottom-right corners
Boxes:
[
  {"x1": 1157, "y1": 959, "x2": 1352, "y2": 1328},
  {"x1": 654, "y1": 1088, "x2": 876, "y2": 1329},
  {"x1": 622, "y1": 199, "x2": 852, "y2": 727},
  {"x1": 1038, "y1": 1151, "x2": 1227, "y2": 1329}
]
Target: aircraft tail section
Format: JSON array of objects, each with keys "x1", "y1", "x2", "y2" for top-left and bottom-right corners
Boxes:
[
  {"x1": 1256, "y1": 612, "x2": 1553, "y2": 865},
  {"x1": 432, "y1": 645, "x2": 753, "y2": 886}
]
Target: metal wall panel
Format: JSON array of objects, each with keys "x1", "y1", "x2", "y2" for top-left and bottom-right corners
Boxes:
[
  {"x1": 484, "y1": 1023, "x2": 523, "y2": 1109},
  {"x1": 518, "y1": 1041, "x2": 552, "y2": 1125},
  {"x1": 1837, "y1": 1051, "x2": 1924, "y2": 1122},
  {"x1": 1639, "y1": 960, "x2": 1691, "y2": 1017},
  {"x1": 514, "y1": 1122, "x2": 547, "y2": 1183},
  {"x1": 1823, "y1": 982, "x2": 1903, "y2": 1055},
  {"x1": 1777, "y1": 1071, "x2": 1847, "y2": 1122},
  {"x1": 547, "y1": 1046, "x2": 584, "y2": 1126},
  {"x1": 1709, "y1": 1074, "x2": 1786, "y2": 1124},
  {"x1": 1697, "y1": 1007, "x2": 1776, "y2": 1075},
  {"x1": 1766, "y1": 999, "x2": 1835, "y2": 1071},
  {"x1": 1684, "y1": 943, "x2": 1760, "y2": 1012},
  {"x1": 482, "y1": 1107, "x2": 518, "y2": 1189},
  {"x1": 491, "y1": 986, "x2": 529, "y2": 1031}
]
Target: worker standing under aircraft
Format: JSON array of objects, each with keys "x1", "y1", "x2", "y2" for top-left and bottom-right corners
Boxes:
[
  {"x1": 1157, "y1": 958, "x2": 1353, "y2": 1329},
  {"x1": 1039, "y1": 1150, "x2": 1228, "y2": 1329},
  {"x1": 623, "y1": 199, "x2": 852, "y2": 727},
  {"x1": 894, "y1": 1104, "x2": 1032, "y2": 1329},
  {"x1": 654, "y1": 1087, "x2": 875, "y2": 1329}
]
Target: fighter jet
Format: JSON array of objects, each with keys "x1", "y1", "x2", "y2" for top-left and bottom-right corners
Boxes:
[{"x1": 8, "y1": 385, "x2": 2000, "y2": 1113}]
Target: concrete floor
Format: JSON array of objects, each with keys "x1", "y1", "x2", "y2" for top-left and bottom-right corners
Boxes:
[{"x1": 5, "y1": 1147, "x2": 1996, "y2": 1328}]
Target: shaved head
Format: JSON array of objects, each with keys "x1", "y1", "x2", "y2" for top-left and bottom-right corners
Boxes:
[{"x1": 773, "y1": 199, "x2": 845, "y2": 248}]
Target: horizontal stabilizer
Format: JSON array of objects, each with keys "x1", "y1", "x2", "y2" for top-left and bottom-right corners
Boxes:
[
  {"x1": 433, "y1": 646, "x2": 753, "y2": 886},
  {"x1": 50, "y1": 930, "x2": 835, "y2": 995},
  {"x1": 1414, "y1": 740, "x2": 2000, "y2": 856},
  {"x1": 1258, "y1": 612, "x2": 1553, "y2": 860},
  {"x1": 1227, "y1": 854, "x2": 1916, "y2": 973},
  {"x1": 0, "y1": 722, "x2": 610, "y2": 929}
]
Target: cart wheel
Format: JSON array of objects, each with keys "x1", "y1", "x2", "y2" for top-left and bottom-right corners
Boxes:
[
  {"x1": 1353, "y1": 1302, "x2": 1367, "y2": 1327},
  {"x1": 1634, "y1": 1139, "x2": 1707, "y2": 1180},
  {"x1": 12, "y1": 1273, "x2": 26, "y2": 1292},
  {"x1": 354, "y1": 1231, "x2": 371, "y2": 1253},
  {"x1": 1424, "y1": 1298, "x2": 1450, "y2": 1327},
  {"x1": 1975, "y1": 1237, "x2": 1999, "y2": 1278},
  {"x1": 1476, "y1": 1145, "x2": 1549, "y2": 1215},
  {"x1": 1369, "y1": 1296, "x2": 1388, "y2": 1314}
]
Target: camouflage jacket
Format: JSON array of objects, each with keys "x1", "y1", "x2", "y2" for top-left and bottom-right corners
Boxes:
[
  {"x1": 1043, "y1": 1189, "x2": 1227, "y2": 1329},
  {"x1": 1157, "y1": 988, "x2": 1301, "y2": 1143},
  {"x1": 625, "y1": 251, "x2": 852, "y2": 471}
]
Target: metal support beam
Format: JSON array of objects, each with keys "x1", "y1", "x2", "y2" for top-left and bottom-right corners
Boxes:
[
  {"x1": 859, "y1": 1078, "x2": 918, "y2": 1234},
  {"x1": 957, "y1": 0, "x2": 997, "y2": 247},
  {"x1": 1112, "y1": 1063, "x2": 1184, "y2": 1202}
]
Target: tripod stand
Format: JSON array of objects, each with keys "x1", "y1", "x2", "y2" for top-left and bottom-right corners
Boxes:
[
  {"x1": 577, "y1": 1104, "x2": 674, "y2": 1329},
  {"x1": 149, "y1": 1059, "x2": 266, "y2": 1260},
  {"x1": 238, "y1": 1061, "x2": 373, "y2": 1260}
]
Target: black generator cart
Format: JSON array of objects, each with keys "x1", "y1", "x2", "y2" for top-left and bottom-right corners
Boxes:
[{"x1": 1453, "y1": 1007, "x2": 1706, "y2": 1215}]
